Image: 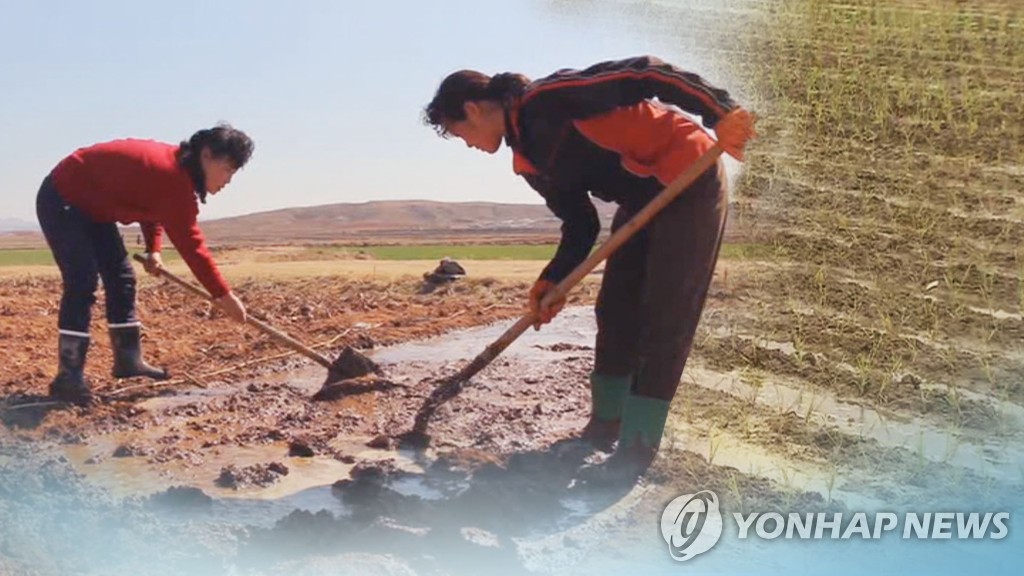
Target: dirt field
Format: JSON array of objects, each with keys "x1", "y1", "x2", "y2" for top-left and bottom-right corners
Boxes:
[
  {"x1": 1, "y1": 249, "x2": 1018, "y2": 575},
  {"x1": 1, "y1": 1, "x2": 1022, "y2": 575},
  {"x1": 0, "y1": 255, "x2": 827, "y2": 575},
  {"x1": 0, "y1": 257, "x2": 561, "y2": 282}
]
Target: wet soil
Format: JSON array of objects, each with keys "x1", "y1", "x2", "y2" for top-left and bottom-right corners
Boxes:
[{"x1": 1, "y1": 271, "x2": 1021, "y2": 575}]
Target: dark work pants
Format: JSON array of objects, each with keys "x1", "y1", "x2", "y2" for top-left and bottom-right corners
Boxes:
[
  {"x1": 593, "y1": 160, "x2": 728, "y2": 401},
  {"x1": 36, "y1": 176, "x2": 139, "y2": 335}
]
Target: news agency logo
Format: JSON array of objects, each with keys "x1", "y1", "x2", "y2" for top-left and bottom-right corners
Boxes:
[
  {"x1": 660, "y1": 490, "x2": 724, "y2": 562},
  {"x1": 661, "y1": 489, "x2": 1011, "y2": 562},
  {"x1": 733, "y1": 511, "x2": 1010, "y2": 541}
]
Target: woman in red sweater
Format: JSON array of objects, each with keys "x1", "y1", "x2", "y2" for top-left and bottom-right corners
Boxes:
[
  {"x1": 36, "y1": 124, "x2": 254, "y2": 406},
  {"x1": 423, "y1": 56, "x2": 755, "y2": 480}
]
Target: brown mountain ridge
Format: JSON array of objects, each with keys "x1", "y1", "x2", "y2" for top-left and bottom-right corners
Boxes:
[{"x1": 4, "y1": 199, "x2": 745, "y2": 247}]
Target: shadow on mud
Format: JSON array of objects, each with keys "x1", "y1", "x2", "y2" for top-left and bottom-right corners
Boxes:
[
  {"x1": 0, "y1": 393, "x2": 69, "y2": 430},
  {"x1": 156, "y1": 438, "x2": 633, "y2": 575}
]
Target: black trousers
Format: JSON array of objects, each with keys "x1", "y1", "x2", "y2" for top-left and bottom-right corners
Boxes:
[
  {"x1": 593, "y1": 160, "x2": 728, "y2": 401},
  {"x1": 36, "y1": 176, "x2": 139, "y2": 335}
]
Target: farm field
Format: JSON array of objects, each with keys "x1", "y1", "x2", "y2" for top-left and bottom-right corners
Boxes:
[{"x1": 0, "y1": 1, "x2": 1021, "y2": 575}]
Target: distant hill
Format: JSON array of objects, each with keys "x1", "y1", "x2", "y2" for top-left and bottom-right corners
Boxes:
[
  {"x1": 2, "y1": 199, "x2": 747, "y2": 249},
  {"x1": 0, "y1": 218, "x2": 37, "y2": 233},
  {"x1": 191, "y1": 200, "x2": 619, "y2": 243}
]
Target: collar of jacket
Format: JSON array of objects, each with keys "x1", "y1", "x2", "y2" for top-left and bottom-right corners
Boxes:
[{"x1": 502, "y1": 101, "x2": 522, "y2": 150}]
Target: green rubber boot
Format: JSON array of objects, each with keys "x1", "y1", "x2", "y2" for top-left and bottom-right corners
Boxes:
[
  {"x1": 618, "y1": 393, "x2": 671, "y2": 453},
  {"x1": 580, "y1": 372, "x2": 630, "y2": 451},
  {"x1": 581, "y1": 393, "x2": 671, "y2": 486}
]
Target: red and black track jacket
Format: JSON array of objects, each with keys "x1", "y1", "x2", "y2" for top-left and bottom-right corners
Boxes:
[
  {"x1": 504, "y1": 56, "x2": 737, "y2": 282},
  {"x1": 50, "y1": 139, "x2": 230, "y2": 298}
]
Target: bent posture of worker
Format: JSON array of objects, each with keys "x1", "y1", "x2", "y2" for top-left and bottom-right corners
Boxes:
[
  {"x1": 36, "y1": 124, "x2": 255, "y2": 406},
  {"x1": 423, "y1": 56, "x2": 755, "y2": 478}
]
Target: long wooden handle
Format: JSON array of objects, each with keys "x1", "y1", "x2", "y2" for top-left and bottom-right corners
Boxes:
[
  {"x1": 450, "y1": 145, "x2": 725, "y2": 384},
  {"x1": 132, "y1": 254, "x2": 334, "y2": 369}
]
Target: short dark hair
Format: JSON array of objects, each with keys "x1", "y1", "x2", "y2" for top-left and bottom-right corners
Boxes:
[
  {"x1": 176, "y1": 123, "x2": 254, "y2": 202},
  {"x1": 423, "y1": 71, "x2": 530, "y2": 137}
]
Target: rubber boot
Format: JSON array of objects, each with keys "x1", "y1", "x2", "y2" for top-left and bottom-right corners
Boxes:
[
  {"x1": 579, "y1": 393, "x2": 670, "y2": 487},
  {"x1": 49, "y1": 333, "x2": 93, "y2": 406},
  {"x1": 109, "y1": 324, "x2": 169, "y2": 380},
  {"x1": 612, "y1": 393, "x2": 671, "y2": 473},
  {"x1": 580, "y1": 372, "x2": 630, "y2": 451}
]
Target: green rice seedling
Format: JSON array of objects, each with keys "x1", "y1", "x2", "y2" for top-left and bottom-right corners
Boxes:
[
  {"x1": 708, "y1": 425, "x2": 723, "y2": 467},
  {"x1": 825, "y1": 463, "x2": 839, "y2": 507},
  {"x1": 727, "y1": 471, "x2": 746, "y2": 515}
]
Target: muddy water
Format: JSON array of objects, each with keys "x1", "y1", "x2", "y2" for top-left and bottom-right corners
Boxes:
[
  {"x1": 50, "y1": 307, "x2": 745, "y2": 575},
  {"x1": 48, "y1": 304, "x2": 1023, "y2": 575},
  {"x1": 697, "y1": 323, "x2": 1024, "y2": 480},
  {"x1": 66, "y1": 305, "x2": 1019, "y2": 512},
  {"x1": 59, "y1": 308, "x2": 598, "y2": 524},
  {"x1": 61, "y1": 435, "x2": 435, "y2": 526},
  {"x1": 688, "y1": 365, "x2": 1024, "y2": 485}
]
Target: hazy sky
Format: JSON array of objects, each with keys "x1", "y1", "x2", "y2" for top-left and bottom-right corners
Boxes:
[{"x1": 0, "y1": 0, "x2": 749, "y2": 223}]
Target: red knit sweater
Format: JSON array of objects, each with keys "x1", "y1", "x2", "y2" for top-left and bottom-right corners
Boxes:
[{"x1": 50, "y1": 139, "x2": 229, "y2": 297}]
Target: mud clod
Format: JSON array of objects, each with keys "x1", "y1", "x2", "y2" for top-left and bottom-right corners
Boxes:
[
  {"x1": 366, "y1": 434, "x2": 396, "y2": 450},
  {"x1": 535, "y1": 342, "x2": 592, "y2": 352},
  {"x1": 112, "y1": 442, "x2": 152, "y2": 458},
  {"x1": 353, "y1": 334, "x2": 376, "y2": 349},
  {"x1": 395, "y1": 430, "x2": 432, "y2": 449},
  {"x1": 313, "y1": 376, "x2": 400, "y2": 402},
  {"x1": 288, "y1": 438, "x2": 316, "y2": 458},
  {"x1": 350, "y1": 459, "x2": 401, "y2": 481},
  {"x1": 215, "y1": 462, "x2": 290, "y2": 490},
  {"x1": 430, "y1": 448, "x2": 506, "y2": 476},
  {"x1": 148, "y1": 485, "x2": 214, "y2": 510},
  {"x1": 329, "y1": 346, "x2": 381, "y2": 381},
  {"x1": 314, "y1": 347, "x2": 389, "y2": 400}
]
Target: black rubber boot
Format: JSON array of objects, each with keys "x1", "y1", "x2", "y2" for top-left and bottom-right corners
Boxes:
[
  {"x1": 109, "y1": 324, "x2": 169, "y2": 380},
  {"x1": 49, "y1": 333, "x2": 93, "y2": 406}
]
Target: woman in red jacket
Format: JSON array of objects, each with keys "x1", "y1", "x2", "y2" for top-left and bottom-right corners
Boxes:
[
  {"x1": 423, "y1": 56, "x2": 755, "y2": 479},
  {"x1": 36, "y1": 124, "x2": 254, "y2": 406}
]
